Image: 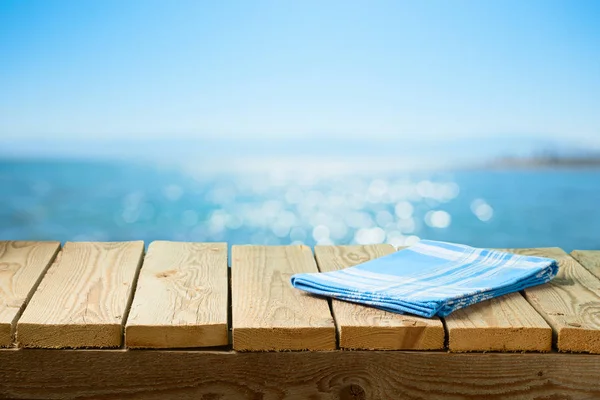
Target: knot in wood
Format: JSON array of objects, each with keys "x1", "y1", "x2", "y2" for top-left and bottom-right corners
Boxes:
[
  {"x1": 340, "y1": 383, "x2": 367, "y2": 400},
  {"x1": 347, "y1": 253, "x2": 362, "y2": 262}
]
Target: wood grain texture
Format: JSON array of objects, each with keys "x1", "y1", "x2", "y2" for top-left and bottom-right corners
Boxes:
[
  {"x1": 445, "y1": 292, "x2": 552, "y2": 352},
  {"x1": 17, "y1": 241, "x2": 144, "y2": 348},
  {"x1": 3, "y1": 349, "x2": 600, "y2": 399},
  {"x1": 125, "y1": 241, "x2": 228, "y2": 348},
  {"x1": 0, "y1": 241, "x2": 60, "y2": 347},
  {"x1": 231, "y1": 245, "x2": 335, "y2": 351},
  {"x1": 571, "y1": 250, "x2": 600, "y2": 280},
  {"x1": 314, "y1": 245, "x2": 444, "y2": 350},
  {"x1": 508, "y1": 248, "x2": 600, "y2": 353}
]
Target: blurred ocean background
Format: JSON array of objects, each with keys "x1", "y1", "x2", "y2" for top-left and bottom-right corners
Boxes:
[
  {"x1": 1, "y1": 1, "x2": 599, "y2": 251},
  {"x1": 2, "y1": 137, "x2": 599, "y2": 251}
]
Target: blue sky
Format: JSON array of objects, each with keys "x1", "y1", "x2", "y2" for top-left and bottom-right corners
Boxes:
[{"x1": 1, "y1": 0, "x2": 599, "y2": 150}]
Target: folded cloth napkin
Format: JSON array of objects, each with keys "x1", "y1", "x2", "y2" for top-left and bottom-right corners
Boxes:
[{"x1": 291, "y1": 240, "x2": 558, "y2": 318}]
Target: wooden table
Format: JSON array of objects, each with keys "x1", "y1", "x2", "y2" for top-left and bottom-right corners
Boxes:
[{"x1": 1, "y1": 241, "x2": 600, "y2": 399}]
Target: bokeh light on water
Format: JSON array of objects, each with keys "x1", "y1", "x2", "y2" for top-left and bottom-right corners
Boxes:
[{"x1": 1, "y1": 160, "x2": 599, "y2": 252}]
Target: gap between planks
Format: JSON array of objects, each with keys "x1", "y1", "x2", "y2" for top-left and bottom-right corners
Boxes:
[
  {"x1": 0, "y1": 241, "x2": 60, "y2": 347},
  {"x1": 16, "y1": 241, "x2": 145, "y2": 348},
  {"x1": 509, "y1": 248, "x2": 600, "y2": 354},
  {"x1": 314, "y1": 245, "x2": 444, "y2": 350},
  {"x1": 444, "y1": 247, "x2": 556, "y2": 353}
]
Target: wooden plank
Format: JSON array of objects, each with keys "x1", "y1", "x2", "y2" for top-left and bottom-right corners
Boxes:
[
  {"x1": 0, "y1": 241, "x2": 60, "y2": 347},
  {"x1": 3, "y1": 349, "x2": 600, "y2": 399},
  {"x1": 231, "y1": 245, "x2": 336, "y2": 351},
  {"x1": 17, "y1": 241, "x2": 144, "y2": 348},
  {"x1": 125, "y1": 241, "x2": 228, "y2": 348},
  {"x1": 508, "y1": 248, "x2": 600, "y2": 353},
  {"x1": 445, "y1": 292, "x2": 552, "y2": 352},
  {"x1": 571, "y1": 250, "x2": 600, "y2": 280},
  {"x1": 314, "y1": 245, "x2": 444, "y2": 350}
]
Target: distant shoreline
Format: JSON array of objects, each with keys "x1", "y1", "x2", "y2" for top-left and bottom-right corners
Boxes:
[{"x1": 483, "y1": 155, "x2": 600, "y2": 170}]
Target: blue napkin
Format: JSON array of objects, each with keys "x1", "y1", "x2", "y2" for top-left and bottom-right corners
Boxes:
[{"x1": 291, "y1": 240, "x2": 558, "y2": 318}]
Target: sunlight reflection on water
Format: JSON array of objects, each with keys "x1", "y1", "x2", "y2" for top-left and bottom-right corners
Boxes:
[{"x1": 165, "y1": 169, "x2": 465, "y2": 247}]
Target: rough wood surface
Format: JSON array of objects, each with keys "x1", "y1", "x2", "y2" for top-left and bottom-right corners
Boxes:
[
  {"x1": 571, "y1": 250, "x2": 600, "y2": 280},
  {"x1": 445, "y1": 292, "x2": 552, "y2": 352},
  {"x1": 0, "y1": 241, "x2": 60, "y2": 347},
  {"x1": 2, "y1": 348, "x2": 600, "y2": 399},
  {"x1": 126, "y1": 241, "x2": 228, "y2": 348},
  {"x1": 17, "y1": 241, "x2": 144, "y2": 348},
  {"x1": 314, "y1": 245, "x2": 444, "y2": 350},
  {"x1": 231, "y1": 245, "x2": 335, "y2": 351},
  {"x1": 509, "y1": 248, "x2": 600, "y2": 353}
]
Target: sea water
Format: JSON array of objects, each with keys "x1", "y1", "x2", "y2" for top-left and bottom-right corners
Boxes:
[{"x1": 1, "y1": 160, "x2": 599, "y2": 251}]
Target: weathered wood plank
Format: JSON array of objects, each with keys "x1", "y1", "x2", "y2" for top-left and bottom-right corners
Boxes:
[
  {"x1": 571, "y1": 250, "x2": 600, "y2": 280},
  {"x1": 0, "y1": 241, "x2": 60, "y2": 347},
  {"x1": 17, "y1": 241, "x2": 144, "y2": 348},
  {"x1": 231, "y1": 245, "x2": 335, "y2": 351},
  {"x1": 2, "y1": 349, "x2": 600, "y2": 399},
  {"x1": 125, "y1": 241, "x2": 228, "y2": 348},
  {"x1": 445, "y1": 292, "x2": 552, "y2": 352},
  {"x1": 509, "y1": 248, "x2": 600, "y2": 353},
  {"x1": 314, "y1": 245, "x2": 444, "y2": 350}
]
